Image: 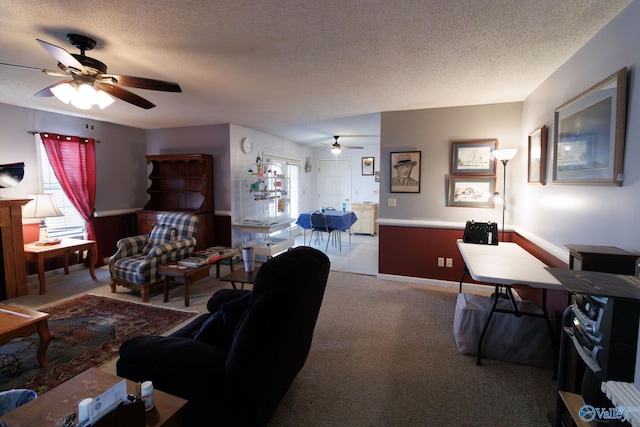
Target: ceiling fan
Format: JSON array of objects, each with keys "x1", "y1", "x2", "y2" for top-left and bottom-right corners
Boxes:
[
  {"x1": 0, "y1": 33, "x2": 182, "y2": 110},
  {"x1": 330, "y1": 136, "x2": 363, "y2": 154}
]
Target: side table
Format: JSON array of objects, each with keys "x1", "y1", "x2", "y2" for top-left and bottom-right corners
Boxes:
[{"x1": 24, "y1": 239, "x2": 96, "y2": 295}]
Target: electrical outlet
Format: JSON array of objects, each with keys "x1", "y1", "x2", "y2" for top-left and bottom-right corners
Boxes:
[
  {"x1": 437, "y1": 257, "x2": 444, "y2": 267},
  {"x1": 446, "y1": 258, "x2": 453, "y2": 268},
  {"x1": 387, "y1": 198, "x2": 396, "y2": 207}
]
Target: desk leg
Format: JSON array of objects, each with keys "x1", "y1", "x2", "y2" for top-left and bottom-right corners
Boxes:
[
  {"x1": 63, "y1": 251, "x2": 70, "y2": 274},
  {"x1": 87, "y1": 246, "x2": 97, "y2": 280},
  {"x1": 163, "y1": 277, "x2": 171, "y2": 303},
  {"x1": 36, "y1": 319, "x2": 51, "y2": 367},
  {"x1": 184, "y1": 277, "x2": 191, "y2": 307},
  {"x1": 36, "y1": 255, "x2": 46, "y2": 295},
  {"x1": 459, "y1": 265, "x2": 469, "y2": 293},
  {"x1": 541, "y1": 289, "x2": 558, "y2": 379},
  {"x1": 476, "y1": 284, "x2": 500, "y2": 366}
]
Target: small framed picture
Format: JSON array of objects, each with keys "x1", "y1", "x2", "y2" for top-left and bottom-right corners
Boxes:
[
  {"x1": 447, "y1": 176, "x2": 496, "y2": 208},
  {"x1": 451, "y1": 140, "x2": 498, "y2": 175},
  {"x1": 390, "y1": 151, "x2": 421, "y2": 193},
  {"x1": 361, "y1": 157, "x2": 374, "y2": 176},
  {"x1": 528, "y1": 125, "x2": 548, "y2": 184}
]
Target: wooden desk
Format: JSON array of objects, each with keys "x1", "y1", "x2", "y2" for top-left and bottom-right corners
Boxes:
[
  {"x1": 220, "y1": 268, "x2": 258, "y2": 290},
  {"x1": 24, "y1": 239, "x2": 97, "y2": 295},
  {"x1": 0, "y1": 304, "x2": 50, "y2": 367},
  {"x1": 0, "y1": 367, "x2": 187, "y2": 427},
  {"x1": 456, "y1": 240, "x2": 565, "y2": 371}
]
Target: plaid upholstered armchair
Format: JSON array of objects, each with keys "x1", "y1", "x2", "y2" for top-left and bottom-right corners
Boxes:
[{"x1": 109, "y1": 212, "x2": 199, "y2": 302}]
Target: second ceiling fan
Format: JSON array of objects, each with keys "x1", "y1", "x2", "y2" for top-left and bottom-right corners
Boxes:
[{"x1": 331, "y1": 136, "x2": 363, "y2": 154}]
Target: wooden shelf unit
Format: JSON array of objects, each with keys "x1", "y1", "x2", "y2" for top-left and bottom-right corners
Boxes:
[{"x1": 138, "y1": 154, "x2": 214, "y2": 250}]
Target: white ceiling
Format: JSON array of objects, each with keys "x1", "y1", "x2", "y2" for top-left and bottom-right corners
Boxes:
[{"x1": 0, "y1": 1, "x2": 631, "y2": 146}]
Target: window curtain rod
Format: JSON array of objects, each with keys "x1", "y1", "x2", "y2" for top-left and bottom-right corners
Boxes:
[{"x1": 27, "y1": 131, "x2": 101, "y2": 144}]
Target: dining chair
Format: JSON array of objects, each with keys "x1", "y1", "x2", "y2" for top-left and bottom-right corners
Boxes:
[{"x1": 310, "y1": 211, "x2": 341, "y2": 251}]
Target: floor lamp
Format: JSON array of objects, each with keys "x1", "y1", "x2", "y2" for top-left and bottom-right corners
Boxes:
[{"x1": 492, "y1": 148, "x2": 518, "y2": 242}]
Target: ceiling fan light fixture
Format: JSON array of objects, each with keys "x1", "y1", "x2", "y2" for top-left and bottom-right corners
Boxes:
[
  {"x1": 70, "y1": 83, "x2": 96, "y2": 110},
  {"x1": 95, "y1": 89, "x2": 115, "y2": 109},
  {"x1": 331, "y1": 143, "x2": 341, "y2": 154},
  {"x1": 50, "y1": 82, "x2": 75, "y2": 104}
]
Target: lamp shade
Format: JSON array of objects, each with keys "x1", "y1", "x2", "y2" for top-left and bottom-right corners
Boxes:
[
  {"x1": 493, "y1": 148, "x2": 518, "y2": 162},
  {"x1": 22, "y1": 194, "x2": 64, "y2": 219}
]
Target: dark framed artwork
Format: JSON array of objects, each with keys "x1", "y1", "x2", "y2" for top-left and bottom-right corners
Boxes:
[
  {"x1": 528, "y1": 125, "x2": 548, "y2": 185},
  {"x1": 553, "y1": 67, "x2": 628, "y2": 185},
  {"x1": 447, "y1": 176, "x2": 496, "y2": 208},
  {"x1": 361, "y1": 157, "x2": 374, "y2": 176},
  {"x1": 451, "y1": 139, "x2": 498, "y2": 175},
  {"x1": 390, "y1": 151, "x2": 421, "y2": 193}
]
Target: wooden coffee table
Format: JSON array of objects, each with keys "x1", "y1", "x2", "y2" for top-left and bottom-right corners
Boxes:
[
  {"x1": 160, "y1": 254, "x2": 236, "y2": 306},
  {"x1": 220, "y1": 268, "x2": 259, "y2": 290},
  {"x1": 0, "y1": 304, "x2": 50, "y2": 367},
  {"x1": 159, "y1": 261, "x2": 211, "y2": 307},
  {"x1": 0, "y1": 367, "x2": 187, "y2": 427}
]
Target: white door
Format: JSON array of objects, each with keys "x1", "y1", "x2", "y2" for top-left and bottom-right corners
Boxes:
[{"x1": 317, "y1": 158, "x2": 351, "y2": 210}]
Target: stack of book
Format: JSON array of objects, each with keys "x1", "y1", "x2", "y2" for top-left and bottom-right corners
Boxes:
[{"x1": 177, "y1": 250, "x2": 223, "y2": 267}]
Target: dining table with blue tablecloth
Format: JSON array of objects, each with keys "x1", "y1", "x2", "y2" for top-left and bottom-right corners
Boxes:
[{"x1": 296, "y1": 210, "x2": 358, "y2": 246}]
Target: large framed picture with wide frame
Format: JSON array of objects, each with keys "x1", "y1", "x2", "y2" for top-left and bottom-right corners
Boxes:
[
  {"x1": 552, "y1": 67, "x2": 628, "y2": 186},
  {"x1": 447, "y1": 176, "x2": 496, "y2": 208},
  {"x1": 450, "y1": 139, "x2": 497, "y2": 176}
]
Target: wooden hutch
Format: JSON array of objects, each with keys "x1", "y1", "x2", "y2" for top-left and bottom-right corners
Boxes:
[{"x1": 137, "y1": 154, "x2": 214, "y2": 250}]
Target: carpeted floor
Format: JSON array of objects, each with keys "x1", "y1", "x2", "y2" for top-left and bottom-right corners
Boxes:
[{"x1": 3, "y1": 262, "x2": 556, "y2": 426}]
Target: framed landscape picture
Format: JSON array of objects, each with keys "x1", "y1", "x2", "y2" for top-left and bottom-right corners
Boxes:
[
  {"x1": 390, "y1": 151, "x2": 421, "y2": 193},
  {"x1": 552, "y1": 67, "x2": 627, "y2": 185},
  {"x1": 451, "y1": 139, "x2": 497, "y2": 175},
  {"x1": 447, "y1": 176, "x2": 496, "y2": 208}
]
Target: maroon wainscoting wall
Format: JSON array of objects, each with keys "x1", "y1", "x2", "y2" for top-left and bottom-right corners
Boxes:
[{"x1": 379, "y1": 224, "x2": 570, "y2": 322}]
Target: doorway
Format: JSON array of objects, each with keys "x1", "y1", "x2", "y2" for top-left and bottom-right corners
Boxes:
[{"x1": 317, "y1": 158, "x2": 351, "y2": 210}]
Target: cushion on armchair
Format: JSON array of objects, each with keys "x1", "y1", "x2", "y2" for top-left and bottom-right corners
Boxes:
[{"x1": 142, "y1": 224, "x2": 177, "y2": 254}]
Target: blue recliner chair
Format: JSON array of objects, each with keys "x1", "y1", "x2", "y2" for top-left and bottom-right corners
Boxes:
[{"x1": 116, "y1": 246, "x2": 330, "y2": 426}]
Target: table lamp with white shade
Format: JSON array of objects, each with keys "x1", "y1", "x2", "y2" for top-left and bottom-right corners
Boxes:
[
  {"x1": 22, "y1": 194, "x2": 64, "y2": 243},
  {"x1": 492, "y1": 148, "x2": 518, "y2": 242}
]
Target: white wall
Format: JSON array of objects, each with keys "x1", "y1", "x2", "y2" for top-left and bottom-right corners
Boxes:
[
  {"x1": 516, "y1": 0, "x2": 640, "y2": 253},
  {"x1": 379, "y1": 102, "x2": 522, "y2": 224},
  {"x1": 0, "y1": 103, "x2": 148, "y2": 213}
]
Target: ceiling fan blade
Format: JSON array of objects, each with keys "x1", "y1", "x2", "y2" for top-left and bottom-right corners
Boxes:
[
  {"x1": 0, "y1": 62, "x2": 68, "y2": 77},
  {"x1": 341, "y1": 145, "x2": 364, "y2": 149},
  {"x1": 96, "y1": 82, "x2": 156, "y2": 109},
  {"x1": 34, "y1": 80, "x2": 74, "y2": 97},
  {"x1": 37, "y1": 39, "x2": 86, "y2": 72},
  {"x1": 101, "y1": 75, "x2": 182, "y2": 92}
]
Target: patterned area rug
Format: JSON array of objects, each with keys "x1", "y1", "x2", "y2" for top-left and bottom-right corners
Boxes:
[{"x1": 0, "y1": 294, "x2": 196, "y2": 395}]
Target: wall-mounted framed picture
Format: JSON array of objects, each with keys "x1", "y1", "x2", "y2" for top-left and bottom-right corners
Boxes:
[
  {"x1": 447, "y1": 176, "x2": 496, "y2": 208},
  {"x1": 451, "y1": 139, "x2": 497, "y2": 175},
  {"x1": 390, "y1": 151, "x2": 421, "y2": 193},
  {"x1": 553, "y1": 67, "x2": 628, "y2": 186},
  {"x1": 361, "y1": 157, "x2": 374, "y2": 176},
  {"x1": 528, "y1": 125, "x2": 548, "y2": 185}
]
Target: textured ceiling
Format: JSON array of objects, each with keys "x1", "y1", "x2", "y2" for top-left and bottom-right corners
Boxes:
[{"x1": 0, "y1": 0, "x2": 631, "y2": 146}]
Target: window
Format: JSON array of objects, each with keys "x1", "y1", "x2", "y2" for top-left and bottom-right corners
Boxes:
[{"x1": 37, "y1": 142, "x2": 86, "y2": 239}]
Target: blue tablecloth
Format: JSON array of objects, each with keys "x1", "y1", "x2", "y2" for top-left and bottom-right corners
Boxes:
[{"x1": 296, "y1": 210, "x2": 358, "y2": 231}]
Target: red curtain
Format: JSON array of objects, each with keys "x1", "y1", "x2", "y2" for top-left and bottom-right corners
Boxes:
[{"x1": 40, "y1": 133, "x2": 103, "y2": 265}]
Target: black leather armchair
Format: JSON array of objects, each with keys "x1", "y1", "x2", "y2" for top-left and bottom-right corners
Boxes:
[{"x1": 116, "y1": 246, "x2": 330, "y2": 426}]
